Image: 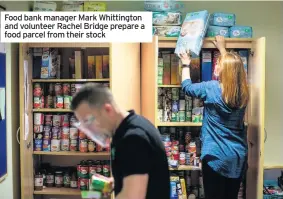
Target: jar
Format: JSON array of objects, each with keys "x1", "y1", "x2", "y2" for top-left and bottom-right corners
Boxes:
[
  {"x1": 88, "y1": 141, "x2": 95, "y2": 152},
  {"x1": 79, "y1": 139, "x2": 88, "y2": 153},
  {"x1": 34, "y1": 171, "x2": 43, "y2": 191},
  {"x1": 63, "y1": 172, "x2": 71, "y2": 188},
  {"x1": 55, "y1": 171, "x2": 63, "y2": 188},
  {"x1": 46, "y1": 171, "x2": 54, "y2": 187},
  {"x1": 70, "y1": 171, "x2": 78, "y2": 189}
]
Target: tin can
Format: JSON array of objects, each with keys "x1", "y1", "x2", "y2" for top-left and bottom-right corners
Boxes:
[
  {"x1": 179, "y1": 100, "x2": 185, "y2": 111},
  {"x1": 48, "y1": 83, "x2": 55, "y2": 95},
  {"x1": 62, "y1": 114, "x2": 70, "y2": 127},
  {"x1": 55, "y1": 83, "x2": 63, "y2": 96},
  {"x1": 63, "y1": 83, "x2": 70, "y2": 96},
  {"x1": 185, "y1": 99, "x2": 192, "y2": 111},
  {"x1": 55, "y1": 96, "x2": 64, "y2": 109},
  {"x1": 79, "y1": 178, "x2": 89, "y2": 191},
  {"x1": 96, "y1": 144, "x2": 103, "y2": 152},
  {"x1": 43, "y1": 138, "x2": 51, "y2": 151},
  {"x1": 43, "y1": 126, "x2": 51, "y2": 138},
  {"x1": 79, "y1": 139, "x2": 88, "y2": 153},
  {"x1": 61, "y1": 139, "x2": 70, "y2": 151},
  {"x1": 44, "y1": 114, "x2": 52, "y2": 126},
  {"x1": 71, "y1": 84, "x2": 76, "y2": 96},
  {"x1": 179, "y1": 111, "x2": 185, "y2": 122},
  {"x1": 179, "y1": 152, "x2": 185, "y2": 165},
  {"x1": 80, "y1": 165, "x2": 89, "y2": 178},
  {"x1": 186, "y1": 111, "x2": 192, "y2": 122},
  {"x1": 185, "y1": 153, "x2": 190, "y2": 165},
  {"x1": 89, "y1": 164, "x2": 97, "y2": 179},
  {"x1": 193, "y1": 98, "x2": 201, "y2": 108},
  {"x1": 34, "y1": 133, "x2": 43, "y2": 140},
  {"x1": 53, "y1": 115, "x2": 62, "y2": 127},
  {"x1": 172, "y1": 88, "x2": 179, "y2": 101},
  {"x1": 64, "y1": 96, "x2": 72, "y2": 109},
  {"x1": 103, "y1": 163, "x2": 110, "y2": 177},
  {"x1": 51, "y1": 139, "x2": 60, "y2": 151},
  {"x1": 70, "y1": 115, "x2": 77, "y2": 127},
  {"x1": 34, "y1": 139, "x2": 42, "y2": 151},
  {"x1": 192, "y1": 114, "x2": 201, "y2": 123},
  {"x1": 88, "y1": 141, "x2": 95, "y2": 152},
  {"x1": 45, "y1": 95, "x2": 54, "y2": 108},
  {"x1": 70, "y1": 139, "x2": 78, "y2": 151},
  {"x1": 33, "y1": 97, "x2": 42, "y2": 109},
  {"x1": 171, "y1": 112, "x2": 179, "y2": 122},
  {"x1": 79, "y1": 131, "x2": 87, "y2": 140},
  {"x1": 95, "y1": 161, "x2": 103, "y2": 175},
  {"x1": 33, "y1": 83, "x2": 43, "y2": 97},
  {"x1": 34, "y1": 125, "x2": 43, "y2": 133},
  {"x1": 158, "y1": 109, "x2": 164, "y2": 122},
  {"x1": 70, "y1": 128, "x2": 78, "y2": 139},
  {"x1": 52, "y1": 127, "x2": 61, "y2": 139},
  {"x1": 172, "y1": 100, "x2": 179, "y2": 113},
  {"x1": 61, "y1": 127, "x2": 70, "y2": 139},
  {"x1": 34, "y1": 113, "x2": 44, "y2": 125}
]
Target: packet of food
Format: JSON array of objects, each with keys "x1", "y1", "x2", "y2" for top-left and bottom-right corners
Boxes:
[{"x1": 90, "y1": 173, "x2": 113, "y2": 194}]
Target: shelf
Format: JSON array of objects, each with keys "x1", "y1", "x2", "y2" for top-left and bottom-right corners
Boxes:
[
  {"x1": 27, "y1": 43, "x2": 109, "y2": 48},
  {"x1": 169, "y1": 165, "x2": 201, "y2": 171},
  {"x1": 264, "y1": 165, "x2": 283, "y2": 170},
  {"x1": 33, "y1": 109, "x2": 72, "y2": 112},
  {"x1": 157, "y1": 37, "x2": 253, "y2": 49},
  {"x1": 158, "y1": 122, "x2": 202, "y2": 127},
  {"x1": 34, "y1": 187, "x2": 81, "y2": 195},
  {"x1": 32, "y1": 78, "x2": 110, "y2": 83},
  {"x1": 33, "y1": 151, "x2": 110, "y2": 156},
  {"x1": 158, "y1": 85, "x2": 181, "y2": 88}
]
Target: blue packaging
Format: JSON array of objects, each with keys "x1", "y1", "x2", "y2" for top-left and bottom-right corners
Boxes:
[
  {"x1": 144, "y1": 0, "x2": 184, "y2": 12},
  {"x1": 175, "y1": 10, "x2": 210, "y2": 56},
  {"x1": 152, "y1": 12, "x2": 182, "y2": 26},
  {"x1": 238, "y1": 50, "x2": 248, "y2": 74},
  {"x1": 170, "y1": 181, "x2": 178, "y2": 199},
  {"x1": 201, "y1": 51, "x2": 212, "y2": 81},
  {"x1": 206, "y1": 25, "x2": 229, "y2": 38},
  {"x1": 209, "y1": 12, "x2": 236, "y2": 27},
  {"x1": 153, "y1": 26, "x2": 181, "y2": 37},
  {"x1": 229, "y1": 26, "x2": 253, "y2": 38}
]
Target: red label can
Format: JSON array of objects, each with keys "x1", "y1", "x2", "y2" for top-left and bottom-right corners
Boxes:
[{"x1": 55, "y1": 83, "x2": 63, "y2": 96}]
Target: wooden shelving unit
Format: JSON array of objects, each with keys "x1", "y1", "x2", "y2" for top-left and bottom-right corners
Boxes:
[
  {"x1": 141, "y1": 36, "x2": 266, "y2": 199},
  {"x1": 19, "y1": 42, "x2": 141, "y2": 199}
]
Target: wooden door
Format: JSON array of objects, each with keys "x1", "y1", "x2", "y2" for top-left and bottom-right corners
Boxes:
[
  {"x1": 110, "y1": 43, "x2": 141, "y2": 114},
  {"x1": 246, "y1": 37, "x2": 266, "y2": 199},
  {"x1": 19, "y1": 44, "x2": 34, "y2": 199}
]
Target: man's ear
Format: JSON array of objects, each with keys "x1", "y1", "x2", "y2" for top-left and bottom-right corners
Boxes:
[{"x1": 104, "y1": 103, "x2": 113, "y2": 114}]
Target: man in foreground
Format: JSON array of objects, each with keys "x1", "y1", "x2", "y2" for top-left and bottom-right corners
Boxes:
[{"x1": 71, "y1": 84, "x2": 170, "y2": 199}]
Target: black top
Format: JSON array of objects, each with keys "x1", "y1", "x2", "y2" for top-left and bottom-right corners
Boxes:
[{"x1": 111, "y1": 110, "x2": 170, "y2": 199}]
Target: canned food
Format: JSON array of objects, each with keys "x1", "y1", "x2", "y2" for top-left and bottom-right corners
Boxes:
[
  {"x1": 103, "y1": 163, "x2": 110, "y2": 177},
  {"x1": 45, "y1": 95, "x2": 54, "y2": 108},
  {"x1": 95, "y1": 161, "x2": 103, "y2": 175},
  {"x1": 69, "y1": 128, "x2": 78, "y2": 139},
  {"x1": 80, "y1": 165, "x2": 89, "y2": 178},
  {"x1": 44, "y1": 114, "x2": 52, "y2": 126},
  {"x1": 70, "y1": 139, "x2": 78, "y2": 151},
  {"x1": 34, "y1": 139, "x2": 43, "y2": 151},
  {"x1": 53, "y1": 115, "x2": 62, "y2": 127},
  {"x1": 34, "y1": 125, "x2": 43, "y2": 133},
  {"x1": 55, "y1": 96, "x2": 64, "y2": 109},
  {"x1": 43, "y1": 126, "x2": 51, "y2": 138},
  {"x1": 34, "y1": 113, "x2": 44, "y2": 125},
  {"x1": 189, "y1": 142, "x2": 196, "y2": 154},
  {"x1": 79, "y1": 139, "x2": 88, "y2": 153},
  {"x1": 186, "y1": 111, "x2": 192, "y2": 122},
  {"x1": 71, "y1": 84, "x2": 76, "y2": 96},
  {"x1": 33, "y1": 97, "x2": 42, "y2": 109},
  {"x1": 70, "y1": 115, "x2": 77, "y2": 127},
  {"x1": 52, "y1": 127, "x2": 61, "y2": 139},
  {"x1": 171, "y1": 112, "x2": 179, "y2": 122},
  {"x1": 61, "y1": 127, "x2": 70, "y2": 140},
  {"x1": 55, "y1": 83, "x2": 63, "y2": 96},
  {"x1": 90, "y1": 174, "x2": 113, "y2": 193},
  {"x1": 179, "y1": 111, "x2": 185, "y2": 122},
  {"x1": 79, "y1": 131, "x2": 87, "y2": 139},
  {"x1": 179, "y1": 152, "x2": 185, "y2": 165},
  {"x1": 89, "y1": 165, "x2": 97, "y2": 178},
  {"x1": 172, "y1": 101, "x2": 179, "y2": 113},
  {"x1": 33, "y1": 83, "x2": 43, "y2": 97},
  {"x1": 43, "y1": 138, "x2": 51, "y2": 151},
  {"x1": 34, "y1": 133, "x2": 43, "y2": 140},
  {"x1": 88, "y1": 141, "x2": 95, "y2": 152},
  {"x1": 64, "y1": 96, "x2": 72, "y2": 109},
  {"x1": 172, "y1": 88, "x2": 179, "y2": 101},
  {"x1": 79, "y1": 178, "x2": 89, "y2": 191},
  {"x1": 96, "y1": 144, "x2": 103, "y2": 152},
  {"x1": 179, "y1": 100, "x2": 185, "y2": 111},
  {"x1": 48, "y1": 83, "x2": 54, "y2": 95},
  {"x1": 62, "y1": 114, "x2": 70, "y2": 127},
  {"x1": 51, "y1": 139, "x2": 60, "y2": 152},
  {"x1": 61, "y1": 139, "x2": 70, "y2": 151},
  {"x1": 63, "y1": 83, "x2": 70, "y2": 96},
  {"x1": 185, "y1": 153, "x2": 190, "y2": 165}
]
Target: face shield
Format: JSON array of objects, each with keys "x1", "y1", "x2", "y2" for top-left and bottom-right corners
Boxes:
[{"x1": 74, "y1": 115, "x2": 110, "y2": 148}]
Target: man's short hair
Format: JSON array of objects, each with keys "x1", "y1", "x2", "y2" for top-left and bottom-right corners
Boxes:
[{"x1": 71, "y1": 83, "x2": 113, "y2": 111}]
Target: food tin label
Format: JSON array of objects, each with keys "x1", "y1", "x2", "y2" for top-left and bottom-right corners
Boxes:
[
  {"x1": 171, "y1": 112, "x2": 179, "y2": 122},
  {"x1": 51, "y1": 139, "x2": 60, "y2": 152},
  {"x1": 56, "y1": 96, "x2": 64, "y2": 108},
  {"x1": 34, "y1": 178, "x2": 43, "y2": 186},
  {"x1": 70, "y1": 139, "x2": 78, "y2": 151},
  {"x1": 34, "y1": 125, "x2": 43, "y2": 133},
  {"x1": 70, "y1": 181, "x2": 77, "y2": 188},
  {"x1": 55, "y1": 176, "x2": 63, "y2": 185},
  {"x1": 64, "y1": 96, "x2": 72, "y2": 109},
  {"x1": 55, "y1": 83, "x2": 63, "y2": 96},
  {"x1": 179, "y1": 100, "x2": 185, "y2": 111},
  {"x1": 70, "y1": 128, "x2": 78, "y2": 139},
  {"x1": 46, "y1": 175, "x2": 54, "y2": 184},
  {"x1": 179, "y1": 111, "x2": 185, "y2": 122},
  {"x1": 186, "y1": 111, "x2": 192, "y2": 122},
  {"x1": 34, "y1": 113, "x2": 44, "y2": 125},
  {"x1": 172, "y1": 100, "x2": 179, "y2": 113},
  {"x1": 171, "y1": 88, "x2": 179, "y2": 101},
  {"x1": 44, "y1": 114, "x2": 53, "y2": 126},
  {"x1": 53, "y1": 115, "x2": 62, "y2": 127},
  {"x1": 61, "y1": 127, "x2": 70, "y2": 139},
  {"x1": 33, "y1": 97, "x2": 41, "y2": 108},
  {"x1": 61, "y1": 139, "x2": 70, "y2": 151},
  {"x1": 34, "y1": 139, "x2": 42, "y2": 151},
  {"x1": 45, "y1": 95, "x2": 54, "y2": 108},
  {"x1": 63, "y1": 83, "x2": 70, "y2": 96}
]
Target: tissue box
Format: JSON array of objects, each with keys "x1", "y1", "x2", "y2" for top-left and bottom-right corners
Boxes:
[
  {"x1": 229, "y1": 26, "x2": 253, "y2": 38},
  {"x1": 153, "y1": 12, "x2": 182, "y2": 26},
  {"x1": 153, "y1": 26, "x2": 181, "y2": 37},
  {"x1": 175, "y1": 10, "x2": 210, "y2": 56},
  {"x1": 144, "y1": 1, "x2": 184, "y2": 12},
  {"x1": 209, "y1": 12, "x2": 236, "y2": 27},
  {"x1": 206, "y1": 26, "x2": 229, "y2": 38}
]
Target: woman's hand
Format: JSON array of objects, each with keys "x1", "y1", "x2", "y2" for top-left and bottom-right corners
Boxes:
[
  {"x1": 212, "y1": 35, "x2": 227, "y2": 55},
  {"x1": 179, "y1": 52, "x2": 191, "y2": 65}
]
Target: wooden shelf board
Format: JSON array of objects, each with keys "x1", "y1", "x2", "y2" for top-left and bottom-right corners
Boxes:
[
  {"x1": 264, "y1": 165, "x2": 283, "y2": 169},
  {"x1": 28, "y1": 43, "x2": 109, "y2": 48},
  {"x1": 158, "y1": 122, "x2": 202, "y2": 127},
  {"x1": 158, "y1": 85, "x2": 181, "y2": 88},
  {"x1": 33, "y1": 109, "x2": 72, "y2": 112},
  {"x1": 32, "y1": 78, "x2": 110, "y2": 83},
  {"x1": 169, "y1": 165, "x2": 201, "y2": 170},
  {"x1": 33, "y1": 151, "x2": 110, "y2": 156},
  {"x1": 158, "y1": 37, "x2": 253, "y2": 49},
  {"x1": 34, "y1": 187, "x2": 81, "y2": 195}
]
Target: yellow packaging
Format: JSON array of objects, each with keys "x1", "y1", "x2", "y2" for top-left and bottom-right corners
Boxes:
[
  {"x1": 87, "y1": 56, "x2": 95, "y2": 78},
  {"x1": 84, "y1": 2, "x2": 107, "y2": 11},
  {"x1": 180, "y1": 178, "x2": 187, "y2": 199},
  {"x1": 95, "y1": 56, "x2": 103, "y2": 79},
  {"x1": 170, "y1": 54, "x2": 179, "y2": 85}
]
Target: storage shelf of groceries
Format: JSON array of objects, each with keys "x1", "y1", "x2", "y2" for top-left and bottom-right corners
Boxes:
[
  {"x1": 34, "y1": 187, "x2": 81, "y2": 195},
  {"x1": 33, "y1": 151, "x2": 110, "y2": 156},
  {"x1": 32, "y1": 78, "x2": 110, "y2": 83}
]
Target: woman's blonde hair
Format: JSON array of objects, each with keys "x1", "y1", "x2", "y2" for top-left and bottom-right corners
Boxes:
[{"x1": 218, "y1": 52, "x2": 249, "y2": 108}]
